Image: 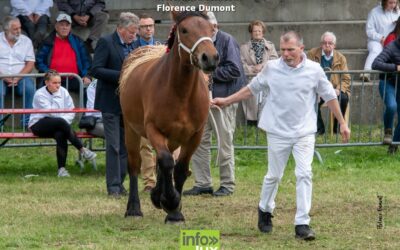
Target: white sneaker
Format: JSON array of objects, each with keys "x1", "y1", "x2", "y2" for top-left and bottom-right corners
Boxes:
[
  {"x1": 58, "y1": 167, "x2": 70, "y2": 177},
  {"x1": 81, "y1": 148, "x2": 97, "y2": 161}
]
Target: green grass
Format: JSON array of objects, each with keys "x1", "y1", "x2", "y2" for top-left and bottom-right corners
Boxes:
[{"x1": 0, "y1": 144, "x2": 399, "y2": 249}]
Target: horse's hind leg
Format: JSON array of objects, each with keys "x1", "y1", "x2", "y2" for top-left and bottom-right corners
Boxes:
[{"x1": 124, "y1": 126, "x2": 143, "y2": 218}]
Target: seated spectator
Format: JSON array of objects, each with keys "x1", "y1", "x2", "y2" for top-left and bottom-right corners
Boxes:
[
  {"x1": 384, "y1": 16, "x2": 400, "y2": 46},
  {"x1": 28, "y1": 70, "x2": 97, "y2": 177},
  {"x1": 362, "y1": 0, "x2": 400, "y2": 82},
  {"x1": 307, "y1": 31, "x2": 351, "y2": 135},
  {"x1": 36, "y1": 13, "x2": 92, "y2": 93},
  {"x1": 240, "y1": 20, "x2": 278, "y2": 126},
  {"x1": 10, "y1": 0, "x2": 53, "y2": 48},
  {"x1": 372, "y1": 32, "x2": 400, "y2": 154},
  {"x1": 55, "y1": 0, "x2": 109, "y2": 53},
  {"x1": 0, "y1": 16, "x2": 35, "y2": 127},
  {"x1": 82, "y1": 79, "x2": 104, "y2": 138}
]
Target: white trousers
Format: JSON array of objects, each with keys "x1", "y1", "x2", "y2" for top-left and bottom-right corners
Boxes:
[
  {"x1": 259, "y1": 134, "x2": 315, "y2": 225},
  {"x1": 364, "y1": 40, "x2": 383, "y2": 70}
]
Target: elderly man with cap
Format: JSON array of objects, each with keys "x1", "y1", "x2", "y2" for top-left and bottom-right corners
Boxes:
[
  {"x1": 183, "y1": 12, "x2": 246, "y2": 197},
  {"x1": 36, "y1": 13, "x2": 92, "y2": 93}
]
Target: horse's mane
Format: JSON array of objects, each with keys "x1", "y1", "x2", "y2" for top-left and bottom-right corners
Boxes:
[{"x1": 119, "y1": 45, "x2": 167, "y2": 93}]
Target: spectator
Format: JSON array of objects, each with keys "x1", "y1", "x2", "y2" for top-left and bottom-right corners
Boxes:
[
  {"x1": 0, "y1": 16, "x2": 35, "y2": 127},
  {"x1": 240, "y1": 20, "x2": 278, "y2": 126},
  {"x1": 211, "y1": 31, "x2": 350, "y2": 240},
  {"x1": 36, "y1": 13, "x2": 92, "y2": 93},
  {"x1": 55, "y1": 0, "x2": 109, "y2": 53},
  {"x1": 91, "y1": 12, "x2": 139, "y2": 197},
  {"x1": 372, "y1": 33, "x2": 400, "y2": 153},
  {"x1": 183, "y1": 12, "x2": 246, "y2": 197},
  {"x1": 362, "y1": 0, "x2": 399, "y2": 81},
  {"x1": 307, "y1": 31, "x2": 351, "y2": 135},
  {"x1": 133, "y1": 13, "x2": 161, "y2": 48},
  {"x1": 28, "y1": 70, "x2": 97, "y2": 177},
  {"x1": 82, "y1": 79, "x2": 103, "y2": 138},
  {"x1": 384, "y1": 16, "x2": 400, "y2": 46},
  {"x1": 10, "y1": 0, "x2": 53, "y2": 48}
]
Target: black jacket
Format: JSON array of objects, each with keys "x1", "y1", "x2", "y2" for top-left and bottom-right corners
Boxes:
[
  {"x1": 372, "y1": 37, "x2": 400, "y2": 83},
  {"x1": 91, "y1": 31, "x2": 126, "y2": 114}
]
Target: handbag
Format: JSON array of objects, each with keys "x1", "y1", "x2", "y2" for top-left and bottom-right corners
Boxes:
[{"x1": 78, "y1": 116, "x2": 97, "y2": 130}]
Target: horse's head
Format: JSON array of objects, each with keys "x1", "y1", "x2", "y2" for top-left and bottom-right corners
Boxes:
[{"x1": 171, "y1": 10, "x2": 219, "y2": 73}]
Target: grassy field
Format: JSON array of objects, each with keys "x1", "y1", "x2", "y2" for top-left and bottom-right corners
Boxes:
[{"x1": 0, "y1": 142, "x2": 399, "y2": 249}]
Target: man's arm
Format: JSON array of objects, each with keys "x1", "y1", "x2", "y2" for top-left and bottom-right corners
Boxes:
[
  {"x1": 211, "y1": 86, "x2": 253, "y2": 107},
  {"x1": 326, "y1": 98, "x2": 350, "y2": 142}
]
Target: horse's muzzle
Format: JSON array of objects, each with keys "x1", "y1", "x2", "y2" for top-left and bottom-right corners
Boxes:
[{"x1": 200, "y1": 52, "x2": 219, "y2": 72}]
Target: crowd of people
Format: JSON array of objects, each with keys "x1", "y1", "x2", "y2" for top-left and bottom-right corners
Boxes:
[{"x1": 2, "y1": 0, "x2": 400, "y2": 241}]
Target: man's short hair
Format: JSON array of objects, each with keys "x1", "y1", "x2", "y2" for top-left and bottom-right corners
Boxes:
[
  {"x1": 139, "y1": 13, "x2": 154, "y2": 20},
  {"x1": 2, "y1": 16, "x2": 19, "y2": 31},
  {"x1": 118, "y1": 12, "x2": 139, "y2": 29},
  {"x1": 207, "y1": 11, "x2": 218, "y2": 25},
  {"x1": 280, "y1": 30, "x2": 303, "y2": 46},
  {"x1": 320, "y1": 31, "x2": 337, "y2": 45}
]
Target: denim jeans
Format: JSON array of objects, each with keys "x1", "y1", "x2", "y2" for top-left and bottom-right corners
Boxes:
[
  {"x1": 0, "y1": 77, "x2": 35, "y2": 126},
  {"x1": 379, "y1": 80, "x2": 400, "y2": 142}
]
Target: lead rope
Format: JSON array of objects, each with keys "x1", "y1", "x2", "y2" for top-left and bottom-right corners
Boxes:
[{"x1": 208, "y1": 74, "x2": 223, "y2": 166}]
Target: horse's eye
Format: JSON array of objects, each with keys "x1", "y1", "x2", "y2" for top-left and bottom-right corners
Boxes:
[{"x1": 181, "y1": 28, "x2": 188, "y2": 34}]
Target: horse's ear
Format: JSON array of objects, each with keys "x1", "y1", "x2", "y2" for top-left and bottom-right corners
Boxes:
[{"x1": 167, "y1": 1, "x2": 179, "y2": 22}]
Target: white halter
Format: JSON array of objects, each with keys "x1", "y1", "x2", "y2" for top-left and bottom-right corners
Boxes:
[{"x1": 176, "y1": 29, "x2": 213, "y2": 65}]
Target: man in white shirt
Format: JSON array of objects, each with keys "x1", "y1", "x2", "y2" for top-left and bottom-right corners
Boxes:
[
  {"x1": 211, "y1": 31, "x2": 350, "y2": 240},
  {"x1": 0, "y1": 16, "x2": 35, "y2": 127}
]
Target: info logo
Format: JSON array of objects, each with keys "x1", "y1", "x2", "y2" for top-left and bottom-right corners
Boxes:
[{"x1": 180, "y1": 230, "x2": 220, "y2": 250}]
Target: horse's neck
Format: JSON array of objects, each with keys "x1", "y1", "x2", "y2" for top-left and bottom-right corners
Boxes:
[{"x1": 164, "y1": 45, "x2": 201, "y2": 95}]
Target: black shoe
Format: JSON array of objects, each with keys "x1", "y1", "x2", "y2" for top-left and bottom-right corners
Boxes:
[
  {"x1": 182, "y1": 186, "x2": 213, "y2": 196},
  {"x1": 108, "y1": 191, "x2": 121, "y2": 199},
  {"x1": 258, "y1": 208, "x2": 273, "y2": 233},
  {"x1": 295, "y1": 225, "x2": 316, "y2": 241},
  {"x1": 213, "y1": 186, "x2": 232, "y2": 196},
  {"x1": 316, "y1": 127, "x2": 325, "y2": 135},
  {"x1": 388, "y1": 144, "x2": 398, "y2": 155},
  {"x1": 246, "y1": 120, "x2": 258, "y2": 127},
  {"x1": 120, "y1": 186, "x2": 128, "y2": 196}
]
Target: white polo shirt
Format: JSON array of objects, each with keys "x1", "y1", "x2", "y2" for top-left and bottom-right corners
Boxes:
[
  {"x1": 0, "y1": 32, "x2": 35, "y2": 74},
  {"x1": 248, "y1": 53, "x2": 337, "y2": 138}
]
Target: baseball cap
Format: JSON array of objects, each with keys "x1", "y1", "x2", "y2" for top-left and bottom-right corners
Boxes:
[{"x1": 56, "y1": 13, "x2": 72, "y2": 23}]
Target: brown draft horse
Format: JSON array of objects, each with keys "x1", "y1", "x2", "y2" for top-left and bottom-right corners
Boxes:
[{"x1": 119, "y1": 11, "x2": 219, "y2": 223}]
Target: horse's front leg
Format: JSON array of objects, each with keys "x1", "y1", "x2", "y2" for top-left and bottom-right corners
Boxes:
[
  {"x1": 146, "y1": 125, "x2": 183, "y2": 223},
  {"x1": 124, "y1": 127, "x2": 143, "y2": 218},
  {"x1": 174, "y1": 130, "x2": 204, "y2": 194}
]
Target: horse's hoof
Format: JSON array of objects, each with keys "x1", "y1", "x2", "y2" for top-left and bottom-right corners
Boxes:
[
  {"x1": 164, "y1": 211, "x2": 185, "y2": 224},
  {"x1": 124, "y1": 210, "x2": 143, "y2": 218}
]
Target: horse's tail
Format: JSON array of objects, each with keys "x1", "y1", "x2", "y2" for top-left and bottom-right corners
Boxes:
[{"x1": 118, "y1": 45, "x2": 167, "y2": 93}]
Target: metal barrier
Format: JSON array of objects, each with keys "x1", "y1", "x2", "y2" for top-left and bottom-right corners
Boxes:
[
  {"x1": 0, "y1": 73, "x2": 89, "y2": 148},
  {"x1": 0, "y1": 70, "x2": 399, "y2": 152}
]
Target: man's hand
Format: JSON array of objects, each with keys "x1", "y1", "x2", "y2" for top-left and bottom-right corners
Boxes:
[
  {"x1": 211, "y1": 97, "x2": 229, "y2": 108},
  {"x1": 253, "y1": 64, "x2": 263, "y2": 73},
  {"x1": 3, "y1": 77, "x2": 19, "y2": 87},
  {"x1": 339, "y1": 123, "x2": 351, "y2": 143},
  {"x1": 73, "y1": 15, "x2": 88, "y2": 26},
  {"x1": 82, "y1": 76, "x2": 91, "y2": 85},
  {"x1": 335, "y1": 89, "x2": 340, "y2": 96}
]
